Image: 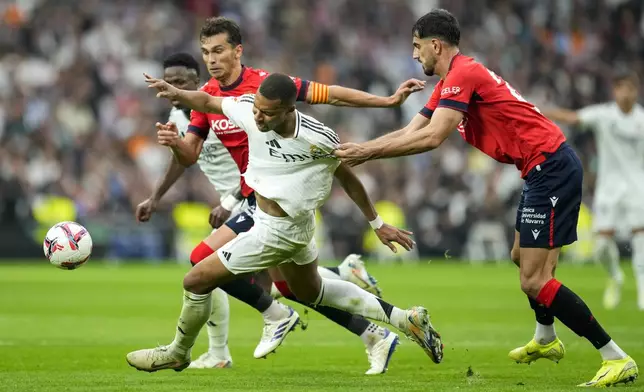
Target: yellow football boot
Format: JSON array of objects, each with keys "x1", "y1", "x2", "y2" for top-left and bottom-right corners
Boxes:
[
  {"x1": 578, "y1": 356, "x2": 638, "y2": 387},
  {"x1": 508, "y1": 338, "x2": 565, "y2": 364}
]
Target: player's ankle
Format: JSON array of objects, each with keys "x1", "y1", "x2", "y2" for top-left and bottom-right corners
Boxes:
[
  {"x1": 261, "y1": 301, "x2": 289, "y2": 322},
  {"x1": 599, "y1": 340, "x2": 628, "y2": 361},
  {"x1": 360, "y1": 323, "x2": 386, "y2": 348},
  {"x1": 534, "y1": 322, "x2": 556, "y2": 345},
  {"x1": 208, "y1": 347, "x2": 231, "y2": 359},
  {"x1": 169, "y1": 341, "x2": 190, "y2": 358}
]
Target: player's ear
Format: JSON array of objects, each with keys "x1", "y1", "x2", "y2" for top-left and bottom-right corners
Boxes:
[
  {"x1": 432, "y1": 38, "x2": 441, "y2": 54},
  {"x1": 234, "y1": 44, "x2": 243, "y2": 60}
]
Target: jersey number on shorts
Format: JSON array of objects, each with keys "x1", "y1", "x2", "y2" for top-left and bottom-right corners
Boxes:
[{"x1": 486, "y1": 69, "x2": 541, "y2": 113}]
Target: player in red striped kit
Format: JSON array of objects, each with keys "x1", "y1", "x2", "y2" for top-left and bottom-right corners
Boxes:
[
  {"x1": 127, "y1": 17, "x2": 427, "y2": 374},
  {"x1": 334, "y1": 9, "x2": 637, "y2": 387}
]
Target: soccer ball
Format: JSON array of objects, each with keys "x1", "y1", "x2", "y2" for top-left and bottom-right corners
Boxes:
[{"x1": 43, "y1": 221, "x2": 93, "y2": 270}]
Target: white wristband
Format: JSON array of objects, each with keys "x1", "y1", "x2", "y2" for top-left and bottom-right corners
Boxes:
[
  {"x1": 220, "y1": 194, "x2": 238, "y2": 211},
  {"x1": 369, "y1": 215, "x2": 384, "y2": 230}
]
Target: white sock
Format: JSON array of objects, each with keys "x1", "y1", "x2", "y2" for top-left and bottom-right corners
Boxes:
[
  {"x1": 206, "y1": 288, "x2": 231, "y2": 359},
  {"x1": 317, "y1": 266, "x2": 342, "y2": 280},
  {"x1": 261, "y1": 300, "x2": 290, "y2": 322},
  {"x1": 169, "y1": 291, "x2": 212, "y2": 357},
  {"x1": 595, "y1": 236, "x2": 623, "y2": 283},
  {"x1": 598, "y1": 339, "x2": 628, "y2": 361},
  {"x1": 269, "y1": 283, "x2": 283, "y2": 299},
  {"x1": 534, "y1": 322, "x2": 557, "y2": 345},
  {"x1": 360, "y1": 322, "x2": 388, "y2": 348},
  {"x1": 315, "y1": 278, "x2": 407, "y2": 331},
  {"x1": 632, "y1": 232, "x2": 644, "y2": 308}
]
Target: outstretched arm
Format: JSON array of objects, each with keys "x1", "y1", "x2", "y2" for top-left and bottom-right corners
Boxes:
[
  {"x1": 334, "y1": 108, "x2": 462, "y2": 166},
  {"x1": 369, "y1": 113, "x2": 432, "y2": 144},
  {"x1": 144, "y1": 73, "x2": 224, "y2": 114},
  {"x1": 542, "y1": 108, "x2": 581, "y2": 125},
  {"x1": 307, "y1": 79, "x2": 425, "y2": 108},
  {"x1": 333, "y1": 162, "x2": 414, "y2": 252}
]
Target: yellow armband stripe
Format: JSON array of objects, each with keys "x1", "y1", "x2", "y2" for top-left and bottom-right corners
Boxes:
[{"x1": 309, "y1": 82, "x2": 329, "y2": 104}]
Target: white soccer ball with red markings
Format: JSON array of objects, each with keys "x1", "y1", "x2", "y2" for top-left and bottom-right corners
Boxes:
[{"x1": 43, "y1": 221, "x2": 93, "y2": 270}]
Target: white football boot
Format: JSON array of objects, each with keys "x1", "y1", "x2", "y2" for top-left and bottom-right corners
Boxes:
[
  {"x1": 339, "y1": 254, "x2": 382, "y2": 297},
  {"x1": 188, "y1": 351, "x2": 233, "y2": 369},
  {"x1": 126, "y1": 345, "x2": 190, "y2": 372},
  {"x1": 253, "y1": 307, "x2": 300, "y2": 358},
  {"x1": 365, "y1": 329, "x2": 400, "y2": 375}
]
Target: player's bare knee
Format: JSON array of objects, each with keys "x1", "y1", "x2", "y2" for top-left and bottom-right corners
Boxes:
[
  {"x1": 183, "y1": 270, "x2": 208, "y2": 294},
  {"x1": 519, "y1": 267, "x2": 550, "y2": 298},
  {"x1": 519, "y1": 275, "x2": 540, "y2": 298},
  {"x1": 182, "y1": 273, "x2": 198, "y2": 293}
]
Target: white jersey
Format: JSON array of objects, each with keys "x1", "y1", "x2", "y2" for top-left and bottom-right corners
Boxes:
[
  {"x1": 577, "y1": 102, "x2": 644, "y2": 200},
  {"x1": 221, "y1": 94, "x2": 341, "y2": 219},
  {"x1": 169, "y1": 107, "x2": 240, "y2": 198}
]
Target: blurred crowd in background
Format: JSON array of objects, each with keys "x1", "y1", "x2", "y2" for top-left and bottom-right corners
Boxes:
[{"x1": 1, "y1": 0, "x2": 643, "y2": 261}]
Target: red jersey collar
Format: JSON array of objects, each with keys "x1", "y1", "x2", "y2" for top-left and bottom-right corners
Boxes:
[
  {"x1": 447, "y1": 52, "x2": 462, "y2": 72},
  {"x1": 220, "y1": 65, "x2": 247, "y2": 91}
]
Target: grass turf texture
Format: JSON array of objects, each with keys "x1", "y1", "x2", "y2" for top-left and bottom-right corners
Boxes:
[{"x1": 1, "y1": 261, "x2": 643, "y2": 392}]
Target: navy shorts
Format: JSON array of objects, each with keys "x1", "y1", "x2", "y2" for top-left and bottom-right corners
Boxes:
[
  {"x1": 515, "y1": 143, "x2": 583, "y2": 248},
  {"x1": 225, "y1": 193, "x2": 256, "y2": 234}
]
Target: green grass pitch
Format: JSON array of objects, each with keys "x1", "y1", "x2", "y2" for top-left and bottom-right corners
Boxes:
[{"x1": 1, "y1": 261, "x2": 643, "y2": 391}]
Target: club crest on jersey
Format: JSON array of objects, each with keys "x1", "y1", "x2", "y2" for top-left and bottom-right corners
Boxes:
[{"x1": 309, "y1": 145, "x2": 327, "y2": 157}]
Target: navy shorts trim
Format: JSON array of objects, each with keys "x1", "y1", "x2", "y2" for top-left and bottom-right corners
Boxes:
[
  {"x1": 515, "y1": 143, "x2": 583, "y2": 248},
  {"x1": 225, "y1": 193, "x2": 256, "y2": 234}
]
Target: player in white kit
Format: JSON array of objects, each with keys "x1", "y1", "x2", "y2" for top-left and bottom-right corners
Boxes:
[
  {"x1": 127, "y1": 72, "x2": 444, "y2": 373},
  {"x1": 545, "y1": 72, "x2": 644, "y2": 310},
  {"x1": 134, "y1": 54, "x2": 390, "y2": 370}
]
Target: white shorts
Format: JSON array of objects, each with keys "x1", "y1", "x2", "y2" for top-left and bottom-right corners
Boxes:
[
  {"x1": 593, "y1": 192, "x2": 644, "y2": 232},
  {"x1": 217, "y1": 207, "x2": 317, "y2": 275}
]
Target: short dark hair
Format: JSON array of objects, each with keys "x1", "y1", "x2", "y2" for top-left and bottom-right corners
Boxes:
[
  {"x1": 163, "y1": 53, "x2": 200, "y2": 76},
  {"x1": 258, "y1": 73, "x2": 297, "y2": 105},
  {"x1": 200, "y1": 17, "x2": 242, "y2": 46},
  {"x1": 612, "y1": 69, "x2": 639, "y2": 85},
  {"x1": 412, "y1": 9, "x2": 460, "y2": 46}
]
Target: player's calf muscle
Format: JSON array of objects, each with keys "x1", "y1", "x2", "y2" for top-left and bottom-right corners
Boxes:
[{"x1": 278, "y1": 263, "x2": 322, "y2": 304}]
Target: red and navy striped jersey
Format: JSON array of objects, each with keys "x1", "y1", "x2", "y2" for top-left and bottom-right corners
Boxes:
[{"x1": 420, "y1": 54, "x2": 565, "y2": 178}]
